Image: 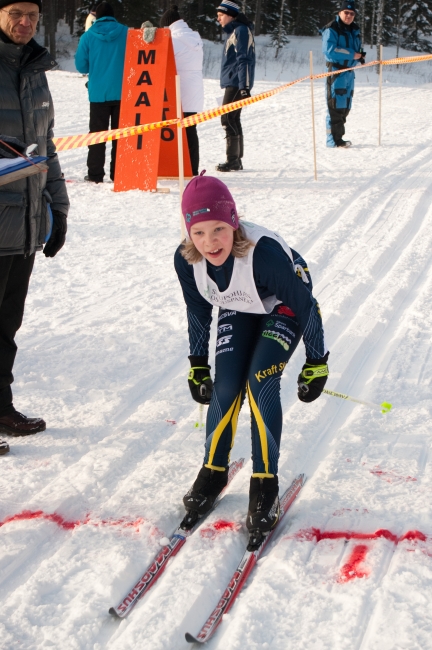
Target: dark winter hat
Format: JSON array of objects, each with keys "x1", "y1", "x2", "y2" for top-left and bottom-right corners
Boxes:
[
  {"x1": 216, "y1": 1, "x2": 240, "y2": 17},
  {"x1": 182, "y1": 171, "x2": 239, "y2": 235},
  {"x1": 340, "y1": 1, "x2": 357, "y2": 12},
  {"x1": 0, "y1": 0, "x2": 42, "y2": 10},
  {"x1": 95, "y1": 1, "x2": 114, "y2": 19},
  {"x1": 160, "y1": 5, "x2": 181, "y2": 27}
]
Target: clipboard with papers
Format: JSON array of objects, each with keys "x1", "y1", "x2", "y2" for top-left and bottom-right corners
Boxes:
[{"x1": 0, "y1": 155, "x2": 48, "y2": 187}]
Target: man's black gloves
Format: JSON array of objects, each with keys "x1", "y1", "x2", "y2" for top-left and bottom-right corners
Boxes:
[
  {"x1": 359, "y1": 51, "x2": 366, "y2": 64},
  {"x1": 188, "y1": 355, "x2": 213, "y2": 405},
  {"x1": 297, "y1": 354, "x2": 329, "y2": 403},
  {"x1": 239, "y1": 89, "x2": 251, "y2": 99},
  {"x1": 0, "y1": 135, "x2": 27, "y2": 158},
  {"x1": 44, "y1": 210, "x2": 67, "y2": 258}
]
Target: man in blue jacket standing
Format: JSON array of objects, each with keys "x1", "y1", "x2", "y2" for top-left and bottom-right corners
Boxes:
[
  {"x1": 216, "y1": 1, "x2": 255, "y2": 172},
  {"x1": 321, "y1": 1, "x2": 365, "y2": 148},
  {"x1": 75, "y1": 1, "x2": 128, "y2": 182}
]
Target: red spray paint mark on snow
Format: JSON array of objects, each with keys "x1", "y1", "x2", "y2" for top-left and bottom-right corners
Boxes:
[
  {"x1": 200, "y1": 519, "x2": 241, "y2": 539},
  {"x1": 338, "y1": 544, "x2": 369, "y2": 582},
  {"x1": 165, "y1": 419, "x2": 177, "y2": 425},
  {"x1": 369, "y1": 466, "x2": 417, "y2": 484},
  {"x1": 0, "y1": 510, "x2": 146, "y2": 534},
  {"x1": 290, "y1": 528, "x2": 432, "y2": 581},
  {"x1": 294, "y1": 528, "x2": 399, "y2": 544}
]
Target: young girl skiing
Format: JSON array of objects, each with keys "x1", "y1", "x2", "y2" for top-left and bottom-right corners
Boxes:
[{"x1": 174, "y1": 172, "x2": 329, "y2": 547}]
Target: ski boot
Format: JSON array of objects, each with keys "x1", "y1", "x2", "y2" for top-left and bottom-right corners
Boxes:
[
  {"x1": 336, "y1": 139, "x2": 352, "y2": 148},
  {"x1": 246, "y1": 476, "x2": 280, "y2": 551},
  {"x1": 181, "y1": 465, "x2": 229, "y2": 530}
]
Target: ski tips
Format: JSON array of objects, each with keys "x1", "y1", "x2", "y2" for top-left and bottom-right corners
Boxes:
[
  {"x1": 108, "y1": 607, "x2": 121, "y2": 619},
  {"x1": 381, "y1": 401, "x2": 392, "y2": 414},
  {"x1": 185, "y1": 632, "x2": 201, "y2": 644}
]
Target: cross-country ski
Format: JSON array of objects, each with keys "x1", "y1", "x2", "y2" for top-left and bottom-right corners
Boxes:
[
  {"x1": 185, "y1": 474, "x2": 305, "y2": 644},
  {"x1": 109, "y1": 458, "x2": 244, "y2": 618}
]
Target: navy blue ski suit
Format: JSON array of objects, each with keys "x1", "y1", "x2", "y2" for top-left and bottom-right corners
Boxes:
[
  {"x1": 174, "y1": 233, "x2": 327, "y2": 477},
  {"x1": 321, "y1": 16, "x2": 362, "y2": 146}
]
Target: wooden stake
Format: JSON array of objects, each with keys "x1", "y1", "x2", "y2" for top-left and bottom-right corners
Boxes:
[
  {"x1": 310, "y1": 51, "x2": 317, "y2": 181},
  {"x1": 378, "y1": 44, "x2": 383, "y2": 146},
  {"x1": 176, "y1": 75, "x2": 186, "y2": 240}
]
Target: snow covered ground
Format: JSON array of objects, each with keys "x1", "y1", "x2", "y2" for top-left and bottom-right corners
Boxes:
[{"x1": 1, "y1": 36, "x2": 432, "y2": 649}]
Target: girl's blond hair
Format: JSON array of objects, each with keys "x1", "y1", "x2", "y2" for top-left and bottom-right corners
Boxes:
[{"x1": 180, "y1": 222, "x2": 254, "y2": 264}]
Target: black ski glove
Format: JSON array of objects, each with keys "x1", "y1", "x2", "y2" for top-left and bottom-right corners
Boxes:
[
  {"x1": 239, "y1": 89, "x2": 251, "y2": 99},
  {"x1": 297, "y1": 354, "x2": 329, "y2": 403},
  {"x1": 359, "y1": 51, "x2": 366, "y2": 64},
  {"x1": 0, "y1": 135, "x2": 27, "y2": 158},
  {"x1": 188, "y1": 355, "x2": 213, "y2": 405},
  {"x1": 44, "y1": 210, "x2": 67, "y2": 258}
]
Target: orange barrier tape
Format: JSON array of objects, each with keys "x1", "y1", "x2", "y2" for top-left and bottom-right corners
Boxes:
[{"x1": 53, "y1": 54, "x2": 432, "y2": 152}]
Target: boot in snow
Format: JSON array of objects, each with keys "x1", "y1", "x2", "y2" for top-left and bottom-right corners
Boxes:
[
  {"x1": 182, "y1": 465, "x2": 229, "y2": 528},
  {"x1": 0, "y1": 407, "x2": 46, "y2": 436},
  {"x1": 336, "y1": 139, "x2": 352, "y2": 148},
  {"x1": 246, "y1": 476, "x2": 280, "y2": 549},
  {"x1": 216, "y1": 135, "x2": 241, "y2": 172},
  {"x1": 0, "y1": 440, "x2": 10, "y2": 455}
]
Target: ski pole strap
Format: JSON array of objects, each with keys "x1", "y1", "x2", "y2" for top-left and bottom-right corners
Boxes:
[
  {"x1": 300, "y1": 364, "x2": 329, "y2": 384},
  {"x1": 188, "y1": 367, "x2": 211, "y2": 385}
]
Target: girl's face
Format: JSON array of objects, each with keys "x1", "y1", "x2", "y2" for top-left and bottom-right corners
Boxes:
[{"x1": 190, "y1": 220, "x2": 235, "y2": 266}]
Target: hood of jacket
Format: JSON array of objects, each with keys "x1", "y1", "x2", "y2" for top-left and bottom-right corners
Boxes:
[
  {"x1": 89, "y1": 16, "x2": 126, "y2": 42},
  {"x1": 223, "y1": 13, "x2": 254, "y2": 33},
  {"x1": 169, "y1": 19, "x2": 202, "y2": 51}
]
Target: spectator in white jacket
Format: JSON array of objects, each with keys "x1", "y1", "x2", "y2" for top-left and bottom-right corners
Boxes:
[{"x1": 160, "y1": 5, "x2": 204, "y2": 176}]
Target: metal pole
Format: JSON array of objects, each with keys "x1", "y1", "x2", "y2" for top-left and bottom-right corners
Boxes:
[
  {"x1": 378, "y1": 44, "x2": 383, "y2": 146},
  {"x1": 310, "y1": 51, "x2": 317, "y2": 181},
  {"x1": 176, "y1": 75, "x2": 186, "y2": 240}
]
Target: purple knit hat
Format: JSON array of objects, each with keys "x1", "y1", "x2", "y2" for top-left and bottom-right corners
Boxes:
[{"x1": 182, "y1": 171, "x2": 239, "y2": 235}]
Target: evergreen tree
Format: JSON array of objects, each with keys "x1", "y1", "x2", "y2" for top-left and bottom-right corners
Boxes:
[{"x1": 401, "y1": 0, "x2": 432, "y2": 51}]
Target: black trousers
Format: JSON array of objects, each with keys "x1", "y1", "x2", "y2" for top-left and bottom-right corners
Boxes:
[
  {"x1": 87, "y1": 101, "x2": 121, "y2": 182},
  {"x1": 0, "y1": 253, "x2": 35, "y2": 412},
  {"x1": 326, "y1": 77, "x2": 350, "y2": 143},
  {"x1": 183, "y1": 112, "x2": 199, "y2": 176},
  {"x1": 221, "y1": 86, "x2": 243, "y2": 138},
  {"x1": 205, "y1": 305, "x2": 301, "y2": 476}
]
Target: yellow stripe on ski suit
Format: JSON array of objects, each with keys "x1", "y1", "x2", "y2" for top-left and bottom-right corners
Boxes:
[
  {"x1": 247, "y1": 381, "x2": 274, "y2": 478},
  {"x1": 205, "y1": 392, "x2": 242, "y2": 470}
]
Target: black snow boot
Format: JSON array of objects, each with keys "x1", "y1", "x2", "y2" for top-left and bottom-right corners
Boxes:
[
  {"x1": 336, "y1": 139, "x2": 352, "y2": 148},
  {"x1": 182, "y1": 465, "x2": 229, "y2": 528},
  {"x1": 246, "y1": 476, "x2": 280, "y2": 546},
  {"x1": 215, "y1": 135, "x2": 241, "y2": 172},
  {"x1": 0, "y1": 440, "x2": 10, "y2": 455}
]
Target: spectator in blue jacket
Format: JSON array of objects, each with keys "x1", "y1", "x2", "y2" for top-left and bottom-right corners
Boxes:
[
  {"x1": 215, "y1": 1, "x2": 255, "y2": 172},
  {"x1": 321, "y1": 0, "x2": 365, "y2": 148},
  {"x1": 75, "y1": 2, "x2": 128, "y2": 182}
]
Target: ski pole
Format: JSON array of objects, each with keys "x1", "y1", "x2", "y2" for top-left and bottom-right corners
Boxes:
[
  {"x1": 322, "y1": 388, "x2": 392, "y2": 413},
  {"x1": 194, "y1": 403, "x2": 205, "y2": 429}
]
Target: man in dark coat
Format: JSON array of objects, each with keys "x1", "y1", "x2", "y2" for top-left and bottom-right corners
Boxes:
[
  {"x1": 215, "y1": 0, "x2": 255, "y2": 172},
  {"x1": 321, "y1": 0, "x2": 364, "y2": 147},
  {"x1": 0, "y1": 0, "x2": 69, "y2": 453}
]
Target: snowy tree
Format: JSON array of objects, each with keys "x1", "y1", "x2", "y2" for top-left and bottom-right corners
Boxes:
[{"x1": 401, "y1": 0, "x2": 432, "y2": 51}]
